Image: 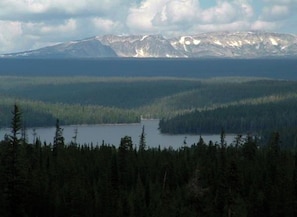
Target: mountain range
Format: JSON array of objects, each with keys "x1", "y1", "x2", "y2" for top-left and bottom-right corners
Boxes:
[{"x1": 2, "y1": 31, "x2": 297, "y2": 58}]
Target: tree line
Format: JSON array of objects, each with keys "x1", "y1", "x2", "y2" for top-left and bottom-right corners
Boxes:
[
  {"x1": 159, "y1": 96, "x2": 297, "y2": 147},
  {"x1": 1, "y1": 104, "x2": 297, "y2": 217}
]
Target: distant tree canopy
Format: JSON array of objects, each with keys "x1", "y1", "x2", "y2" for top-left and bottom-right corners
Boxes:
[
  {"x1": 1, "y1": 77, "x2": 297, "y2": 129},
  {"x1": 159, "y1": 96, "x2": 297, "y2": 147}
]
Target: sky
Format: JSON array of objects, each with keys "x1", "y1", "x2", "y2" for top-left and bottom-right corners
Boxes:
[{"x1": 0, "y1": 0, "x2": 297, "y2": 54}]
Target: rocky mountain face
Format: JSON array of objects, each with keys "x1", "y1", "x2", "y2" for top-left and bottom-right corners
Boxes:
[{"x1": 3, "y1": 32, "x2": 297, "y2": 58}]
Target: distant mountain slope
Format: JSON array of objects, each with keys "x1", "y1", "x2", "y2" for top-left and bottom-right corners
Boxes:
[
  {"x1": 97, "y1": 34, "x2": 185, "y2": 57},
  {"x1": 3, "y1": 38, "x2": 117, "y2": 58},
  {"x1": 170, "y1": 31, "x2": 297, "y2": 58},
  {"x1": 2, "y1": 31, "x2": 297, "y2": 58}
]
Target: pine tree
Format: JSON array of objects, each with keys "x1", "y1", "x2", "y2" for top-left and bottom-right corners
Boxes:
[
  {"x1": 9, "y1": 104, "x2": 22, "y2": 146},
  {"x1": 53, "y1": 119, "x2": 64, "y2": 158},
  {"x1": 2, "y1": 104, "x2": 26, "y2": 217},
  {"x1": 118, "y1": 136, "x2": 134, "y2": 189},
  {"x1": 139, "y1": 125, "x2": 146, "y2": 151}
]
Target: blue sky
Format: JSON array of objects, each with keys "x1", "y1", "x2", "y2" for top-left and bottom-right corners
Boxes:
[{"x1": 0, "y1": 0, "x2": 296, "y2": 54}]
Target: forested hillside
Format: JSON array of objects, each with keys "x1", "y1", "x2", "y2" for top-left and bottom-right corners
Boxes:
[
  {"x1": 1, "y1": 105, "x2": 297, "y2": 217},
  {"x1": 159, "y1": 94, "x2": 297, "y2": 144},
  {"x1": 2, "y1": 76, "x2": 297, "y2": 130},
  {"x1": 0, "y1": 77, "x2": 201, "y2": 126}
]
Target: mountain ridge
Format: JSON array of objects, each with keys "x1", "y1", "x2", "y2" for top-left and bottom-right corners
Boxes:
[{"x1": 2, "y1": 31, "x2": 297, "y2": 58}]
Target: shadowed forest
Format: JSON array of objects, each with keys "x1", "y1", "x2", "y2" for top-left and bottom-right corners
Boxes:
[{"x1": 1, "y1": 104, "x2": 297, "y2": 217}]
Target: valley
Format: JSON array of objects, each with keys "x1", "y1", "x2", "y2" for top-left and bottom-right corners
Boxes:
[{"x1": 1, "y1": 72, "x2": 297, "y2": 146}]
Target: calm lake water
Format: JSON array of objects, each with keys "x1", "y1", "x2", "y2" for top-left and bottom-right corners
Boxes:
[{"x1": 0, "y1": 119, "x2": 235, "y2": 149}]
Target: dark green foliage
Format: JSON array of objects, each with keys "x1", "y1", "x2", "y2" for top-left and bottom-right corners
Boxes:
[
  {"x1": 1, "y1": 126, "x2": 297, "y2": 217},
  {"x1": 1, "y1": 91, "x2": 297, "y2": 216},
  {"x1": 2, "y1": 77, "x2": 297, "y2": 128},
  {"x1": 0, "y1": 104, "x2": 28, "y2": 217},
  {"x1": 159, "y1": 97, "x2": 297, "y2": 143},
  {"x1": 139, "y1": 125, "x2": 146, "y2": 151},
  {"x1": 6, "y1": 79, "x2": 200, "y2": 109},
  {"x1": 53, "y1": 119, "x2": 64, "y2": 158}
]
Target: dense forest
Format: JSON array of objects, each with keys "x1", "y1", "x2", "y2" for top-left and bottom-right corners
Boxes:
[
  {"x1": 1, "y1": 104, "x2": 297, "y2": 217},
  {"x1": 0, "y1": 77, "x2": 200, "y2": 126},
  {"x1": 159, "y1": 94, "x2": 297, "y2": 147},
  {"x1": 1, "y1": 76, "x2": 297, "y2": 130}
]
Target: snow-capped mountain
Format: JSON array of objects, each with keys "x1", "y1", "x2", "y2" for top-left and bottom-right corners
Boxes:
[
  {"x1": 97, "y1": 34, "x2": 185, "y2": 58},
  {"x1": 2, "y1": 32, "x2": 297, "y2": 58},
  {"x1": 170, "y1": 32, "x2": 297, "y2": 58}
]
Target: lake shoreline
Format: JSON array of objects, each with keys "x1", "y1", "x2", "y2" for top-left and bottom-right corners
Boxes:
[{"x1": 0, "y1": 119, "x2": 237, "y2": 149}]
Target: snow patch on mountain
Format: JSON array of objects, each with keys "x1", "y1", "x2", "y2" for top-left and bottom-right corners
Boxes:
[
  {"x1": 269, "y1": 38, "x2": 278, "y2": 46},
  {"x1": 2, "y1": 31, "x2": 297, "y2": 58}
]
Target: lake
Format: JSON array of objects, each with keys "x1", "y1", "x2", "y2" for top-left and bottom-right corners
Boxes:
[
  {"x1": 0, "y1": 119, "x2": 235, "y2": 149},
  {"x1": 0, "y1": 58, "x2": 297, "y2": 79}
]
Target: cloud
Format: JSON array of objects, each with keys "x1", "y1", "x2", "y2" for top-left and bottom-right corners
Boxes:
[
  {"x1": 200, "y1": 2, "x2": 238, "y2": 24},
  {"x1": 92, "y1": 18, "x2": 121, "y2": 33},
  {"x1": 256, "y1": 0, "x2": 297, "y2": 32},
  {"x1": 20, "y1": 19, "x2": 79, "y2": 43},
  {"x1": 126, "y1": 0, "x2": 165, "y2": 33},
  {"x1": 191, "y1": 21, "x2": 252, "y2": 33},
  {"x1": 0, "y1": 0, "x2": 296, "y2": 53},
  {"x1": 251, "y1": 20, "x2": 278, "y2": 31},
  {"x1": 153, "y1": 0, "x2": 199, "y2": 25},
  {"x1": 0, "y1": 21, "x2": 23, "y2": 53},
  {"x1": 261, "y1": 0, "x2": 297, "y2": 19},
  {"x1": 262, "y1": 4, "x2": 290, "y2": 21},
  {"x1": 40, "y1": 19, "x2": 77, "y2": 34},
  {"x1": 0, "y1": 0, "x2": 123, "y2": 21},
  {"x1": 126, "y1": 0, "x2": 255, "y2": 34},
  {"x1": 0, "y1": 0, "x2": 128, "y2": 53},
  {"x1": 199, "y1": 1, "x2": 254, "y2": 24}
]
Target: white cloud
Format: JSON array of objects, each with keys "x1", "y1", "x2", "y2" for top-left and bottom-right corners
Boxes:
[
  {"x1": 0, "y1": 0, "x2": 122, "y2": 21},
  {"x1": 0, "y1": 21, "x2": 24, "y2": 53},
  {"x1": 126, "y1": 0, "x2": 166, "y2": 33},
  {"x1": 40, "y1": 19, "x2": 77, "y2": 34},
  {"x1": 158, "y1": 0, "x2": 198, "y2": 24},
  {"x1": 240, "y1": 2, "x2": 254, "y2": 18},
  {"x1": 127, "y1": 0, "x2": 255, "y2": 34},
  {"x1": 251, "y1": 20, "x2": 278, "y2": 31},
  {"x1": 200, "y1": 1, "x2": 254, "y2": 24},
  {"x1": 191, "y1": 21, "x2": 251, "y2": 33},
  {"x1": 271, "y1": 5, "x2": 289, "y2": 16},
  {"x1": 261, "y1": 0, "x2": 297, "y2": 17},
  {"x1": 262, "y1": 4, "x2": 290, "y2": 21},
  {"x1": 0, "y1": 19, "x2": 80, "y2": 53},
  {"x1": 257, "y1": 0, "x2": 297, "y2": 32},
  {"x1": 0, "y1": 0, "x2": 296, "y2": 53},
  {"x1": 200, "y1": 2, "x2": 238, "y2": 23},
  {"x1": 92, "y1": 18, "x2": 120, "y2": 33}
]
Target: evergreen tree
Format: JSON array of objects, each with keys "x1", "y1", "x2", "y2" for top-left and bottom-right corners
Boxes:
[
  {"x1": 2, "y1": 104, "x2": 27, "y2": 217},
  {"x1": 139, "y1": 125, "x2": 146, "y2": 151},
  {"x1": 118, "y1": 136, "x2": 135, "y2": 189},
  {"x1": 53, "y1": 119, "x2": 64, "y2": 158},
  {"x1": 9, "y1": 104, "x2": 22, "y2": 146}
]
